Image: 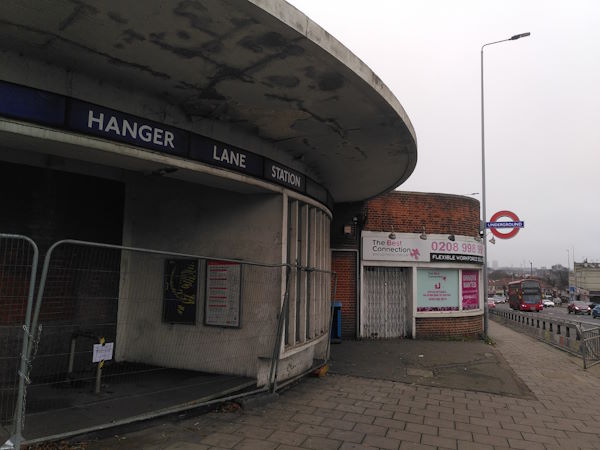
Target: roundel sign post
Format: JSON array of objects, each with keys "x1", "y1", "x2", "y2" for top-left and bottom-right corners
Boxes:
[{"x1": 486, "y1": 210, "x2": 524, "y2": 239}]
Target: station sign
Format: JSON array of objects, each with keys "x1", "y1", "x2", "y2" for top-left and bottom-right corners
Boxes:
[
  {"x1": 190, "y1": 134, "x2": 263, "y2": 177},
  {"x1": 68, "y1": 99, "x2": 189, "y2": 157},
  {"x1": 264, "y1": 159, "x2": 306, "y2": 192},
  {"x1": 486, "y1": 210, "x2": 524, "y2": 239},
  {"x1": 0, "y1": 80, "x2": 331, "y2": 205}
]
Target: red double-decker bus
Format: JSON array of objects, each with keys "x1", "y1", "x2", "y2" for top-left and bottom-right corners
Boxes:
[{"x1": 508, "y1": 279, "x2": 543, "y2": 312}]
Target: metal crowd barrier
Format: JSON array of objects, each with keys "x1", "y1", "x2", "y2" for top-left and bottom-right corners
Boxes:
[
  {"x1": 0, "y1": 234, "x2": 39, "y2": 450},
  {"x1": 580, "y1": 326, "x2": 600, "y2": 369},
  {"x1": 0, "y1": 237, "x2": 334, "y2": 447}
]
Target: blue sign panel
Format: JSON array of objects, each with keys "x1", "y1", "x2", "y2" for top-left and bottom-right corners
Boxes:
[
  {"x1": 486, "y1": 221, "x2": 524, "y2": 229},
  {"x1": 306, "y1": 178, "x2": 328, "y2": 204},
  {"x1": 264, "y1": 160, "x2": 306, "y2": 192},
  {"x1": 0, "y1": 81, "x2": 65, "y2": 126},
  {"x1": 67, "y1": 99, "x2": 188, "y2": 157},
  {"x1": 189, "y1": 135, "x2": 263, "y2": 177},
  {"x1": 0, "y1": 80, "x2": 334, "y2": 207}
]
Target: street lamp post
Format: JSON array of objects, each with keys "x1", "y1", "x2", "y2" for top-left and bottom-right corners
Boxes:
[
  {"x1": 566, "y1": 249, "x2": 572, "y2": 300},
  {"x1": 481, "y1": 32, "x2": 530, "y2": 338}
]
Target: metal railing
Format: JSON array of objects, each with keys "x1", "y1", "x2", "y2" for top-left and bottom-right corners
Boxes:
[
  {"x1": 490, "y1": 308, "x2": 600, "y2": 368},
  {"x1": 0, "y1": 237, "x2": 334, "y2": 447},
  {"x1": 580, "y1": 326, "x2": 600, "y2": 369}
]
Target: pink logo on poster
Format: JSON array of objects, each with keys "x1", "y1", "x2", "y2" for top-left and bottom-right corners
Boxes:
[
  {"x1": 462, "y1": 270, "x2": 479, "y2": 310},
  {"x1": 410, "y1": 248, "x2": 420, "y2": 260}
]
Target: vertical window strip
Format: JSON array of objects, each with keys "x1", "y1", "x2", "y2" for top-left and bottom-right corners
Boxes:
[
  {"x1": 297, "y1": 203, "x2": 307, "y2": 343},
  {"x1": 285, "y1": 199, "x2": 292, "y2": 346},
  {"x1": 284, "y1": 200, "x2": 331, "y2": 348}
]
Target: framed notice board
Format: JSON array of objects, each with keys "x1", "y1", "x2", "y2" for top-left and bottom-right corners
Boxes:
[
  {"x1": 205, "y1": 260, "x2": 241, "y2": 328},
  {"x1": 162, "y1": 259, "x2": 198, "y2": 324}
]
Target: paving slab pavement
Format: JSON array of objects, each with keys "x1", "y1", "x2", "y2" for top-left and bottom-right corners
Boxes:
[
  {"x1": 66, "y1": 321, "x2": 600, "y2": 449},
  {"x1": 327, "y1": 334, "x2": 533, "y2": 399}
]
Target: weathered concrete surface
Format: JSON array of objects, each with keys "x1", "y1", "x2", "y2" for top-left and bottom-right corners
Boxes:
[{"x1": 0, "y1": 0, "x2": 417, "y2": 202}]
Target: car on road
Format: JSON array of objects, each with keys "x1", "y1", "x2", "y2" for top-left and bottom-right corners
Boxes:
[
  {"x1": 487, "y1": 299, "x2": 496, "y2": 309},
  {"x1": 568, "y1": 301, "x2": 591, "y2": 315},
  {"x1": 542, "y1": 298, "x2": 555, "y2": 308},
  {"x1": 593, "y1": 305, "x2": 600, "y2": 319}
]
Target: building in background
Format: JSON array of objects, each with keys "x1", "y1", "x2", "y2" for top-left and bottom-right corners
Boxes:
[
  {"x1": 574, "y1": 262, "x2": 600, "y2": 302},
  {"x1": 332, "y1": 191, "x2": 483, "y2": 340},
  {"x1": 0, "y1": 0, "x2": 417, "y2": 439}
]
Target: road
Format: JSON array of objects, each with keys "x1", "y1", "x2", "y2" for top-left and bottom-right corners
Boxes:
[{"x1": 494, "y1": 301, "x2": 600, "y2": 327}]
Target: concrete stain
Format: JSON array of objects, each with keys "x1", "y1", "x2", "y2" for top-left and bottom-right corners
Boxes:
[
  {"x1": 106, "y1": 11, "x2": 128, "y2": 25},
  {"x1": 59, "y1": 1, "x2": 98, "y2": 32},
  {"x1": 264, "y1": 75, "x2": 300, "y2": 88},
  {"x1": 318, "y1": 72, "x2": 344, "y2": 91}
]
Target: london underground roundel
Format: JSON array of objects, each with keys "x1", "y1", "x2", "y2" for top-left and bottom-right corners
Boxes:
[{"x1": 488, "y1": 210, "x2": 523, "y2": 239}]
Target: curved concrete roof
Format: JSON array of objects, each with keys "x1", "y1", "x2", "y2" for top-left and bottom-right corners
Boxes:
[{"x1": 0, "y1": 0, "x2": 417, "y2": 202}]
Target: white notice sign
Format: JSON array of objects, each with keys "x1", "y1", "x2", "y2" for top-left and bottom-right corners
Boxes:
[
  {"x1": 205, "y1": 261, "x2": 241, "y2": 327},
  {"x1": 92, "y1": 342, "x2": 114, "y2": 363}
]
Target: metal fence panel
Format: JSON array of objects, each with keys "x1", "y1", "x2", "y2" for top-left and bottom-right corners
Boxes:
[
  {"x1": 580, "y1": 326, "x2": 600, "y2": 369},
  {"x1": 0, "y1": 234, "x2": 38, "y2": 450},
  {"x1": 21, "y1": 240, "x2": 303, "y2": 443}
]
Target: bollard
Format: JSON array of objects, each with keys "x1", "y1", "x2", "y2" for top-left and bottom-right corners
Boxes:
[{"x1": 95, "y1": 362, "x2": 102, "y2": 394}]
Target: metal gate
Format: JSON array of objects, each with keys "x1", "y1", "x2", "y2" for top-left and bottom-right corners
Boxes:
[{"x1": 362, "y1": 267, "x2": 409, "y2": 338}]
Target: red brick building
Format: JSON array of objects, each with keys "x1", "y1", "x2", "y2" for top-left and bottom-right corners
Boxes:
[{"x1": 332, "y1": 191, "x2": 483, "y2": 339}]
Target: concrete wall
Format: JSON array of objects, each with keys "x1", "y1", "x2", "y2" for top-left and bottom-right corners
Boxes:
[{"x1": 116, "y1": 175, "x2": 284, "y2": 381}]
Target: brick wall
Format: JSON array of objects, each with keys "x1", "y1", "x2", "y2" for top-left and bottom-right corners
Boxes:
[
  {"x1": 329, "y1": 191, "x2": 482, "y2": 340},
  {"x1": 364, "y1": 191, "x2": 479, "y2": 236},
  {"x1": 332, "y1": 251, "x2": 357, "y2": 339},
  {"x1": 415, "y1": 315, "x2": 483, "y2": 339}
]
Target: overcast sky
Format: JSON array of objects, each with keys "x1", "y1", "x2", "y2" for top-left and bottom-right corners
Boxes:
[{"x1": 287, "y1": 0, "x2": 600, "y2": 270}]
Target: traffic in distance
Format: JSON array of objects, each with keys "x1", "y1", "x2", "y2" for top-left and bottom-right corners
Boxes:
[{"x1": 489, "y1": 280, "x2": 600, "y2": 327}]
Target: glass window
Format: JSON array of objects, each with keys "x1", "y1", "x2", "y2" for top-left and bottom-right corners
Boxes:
[{"x1": 417, "y1": 268, "x2": 459, "y2": 312}]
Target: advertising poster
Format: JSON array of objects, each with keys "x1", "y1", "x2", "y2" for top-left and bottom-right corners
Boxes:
[
  {"x1": 417, "y1": 269, "x2": 459, "y2": 312},
  {"x1": 362, "y1": 232, "x2": 483, "y2": 264},
  {"x1": 461, "y1": 270, "x2": 480, "y2": 310},
  {"x1": 163, "y1": 259, "x2": 198, "y2": 324},
  {"x1": 205, "y1": 261, "x2": 241, "y2": 328}
]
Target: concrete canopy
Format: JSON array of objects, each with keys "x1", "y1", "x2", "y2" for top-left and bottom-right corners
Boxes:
[{"x1": 0, "y1": 0, "x2": 417, "y2": 203}]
